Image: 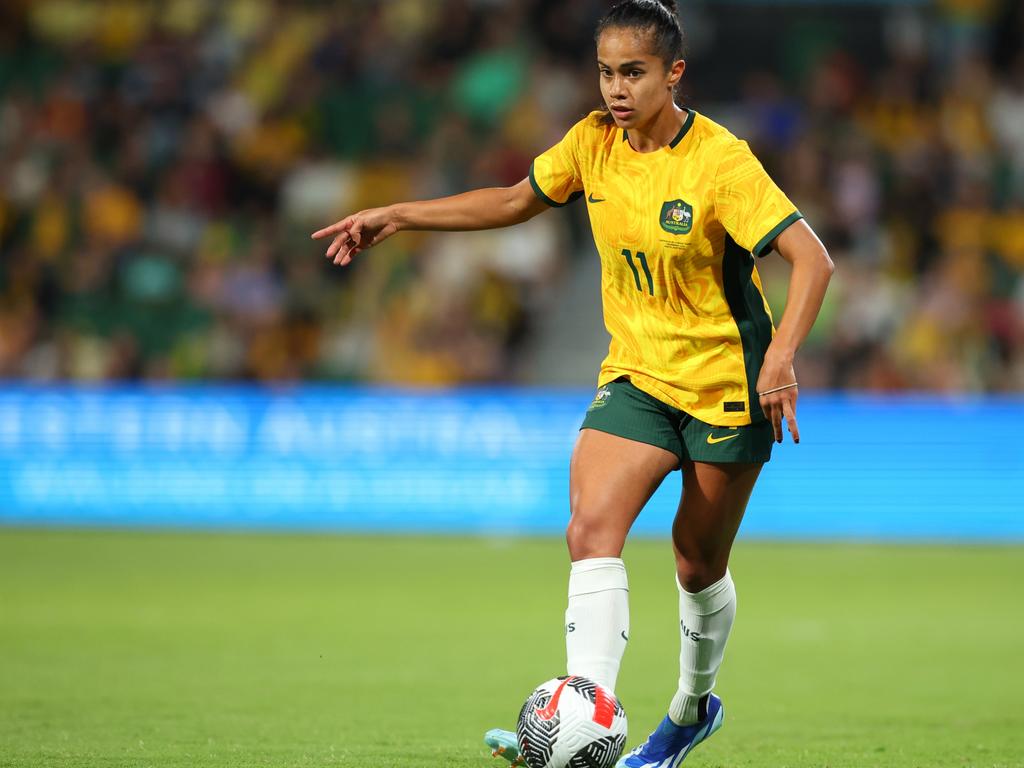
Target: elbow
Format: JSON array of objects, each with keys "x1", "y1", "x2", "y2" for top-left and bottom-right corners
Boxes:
[
  {"x1": 503, "y1": 185, "x2": 529, "y2": 225},
  {"x1": 505, "y1": 179, "x2": 545, "y2": 225},
  {"x1": 820, "y1": 248, "x2": 835, "y2": 278},
  {"x1": 788, "y1": 244, "x2": 834, "y2": 284},
  {"x1": 510, "y1": 197, "x2": 533, "y2": 225},
  {"x1": 787, "y1": 247, "x2": 834, "y2": 283}
]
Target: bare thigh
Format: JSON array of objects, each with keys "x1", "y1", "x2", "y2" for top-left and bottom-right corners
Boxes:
[
  {"x1": 567, "y1": 428, "x2": 680, "y2": 561},
  {"x1": 672, "y1": 459, "x2": 764, "y2": 592}
]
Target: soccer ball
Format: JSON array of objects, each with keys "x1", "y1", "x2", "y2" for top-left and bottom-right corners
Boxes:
[{"x1": 516, "y1": 676, "x2": 627, "y2": 768}]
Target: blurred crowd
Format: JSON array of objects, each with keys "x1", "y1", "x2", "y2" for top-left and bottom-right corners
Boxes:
[{"x1": 0, "y1": 0, "x2": 1022, "y2": 391}]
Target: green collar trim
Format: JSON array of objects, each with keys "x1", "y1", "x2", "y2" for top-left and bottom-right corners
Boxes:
[
  {"x1": 622, "y1": 109, "x2": 695, "y2": 149},
  {"x1": 670, "y1": 108, "x2": 695, "y2": 148}
]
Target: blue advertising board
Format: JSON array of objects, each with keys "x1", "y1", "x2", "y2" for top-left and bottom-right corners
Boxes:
[{"x1": 0, "y1": 386, "x2": 1019, "y2": 540}]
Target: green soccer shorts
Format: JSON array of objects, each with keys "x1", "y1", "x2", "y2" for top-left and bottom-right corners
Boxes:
[{"x1": 580, "y1": 378, "x2": 773, "y2": 465}]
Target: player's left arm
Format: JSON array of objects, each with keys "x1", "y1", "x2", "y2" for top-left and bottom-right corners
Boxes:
[{"x1": 757, "y1": 219, "x2": 834, "y2": 444}]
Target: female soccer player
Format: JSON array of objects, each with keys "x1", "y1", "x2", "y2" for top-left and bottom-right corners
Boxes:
[{"x1": 313, "y1": 1, "x2": 833, "y2": 765}]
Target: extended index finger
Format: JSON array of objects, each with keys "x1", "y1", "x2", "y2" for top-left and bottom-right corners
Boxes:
[
  {"x1": 782, "y1": 397, "x2": 800, "y2": 444},
  {"x1": 311, "y1": 216, "x2": 353, "y2": 240}
]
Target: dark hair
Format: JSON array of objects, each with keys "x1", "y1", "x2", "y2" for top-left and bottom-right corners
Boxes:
[{"x1": 594, "y1": 0, "x2": 686, "y2": 124}]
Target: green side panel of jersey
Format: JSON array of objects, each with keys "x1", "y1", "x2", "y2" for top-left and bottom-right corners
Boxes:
[{"x1": 722, "y1": 236, "x2": 773, "y2": 423}]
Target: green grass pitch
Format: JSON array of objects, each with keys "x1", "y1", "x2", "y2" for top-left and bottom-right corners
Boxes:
[{"x1": 1, "y1": 529, "x2": 1021, "y2": 768}]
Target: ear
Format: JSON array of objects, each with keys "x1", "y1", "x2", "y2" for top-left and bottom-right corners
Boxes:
[{"x1": 668, "y1": 58, "x2": 686, "y2": 87}]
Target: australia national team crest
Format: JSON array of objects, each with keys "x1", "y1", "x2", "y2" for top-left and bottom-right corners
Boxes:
[
  {"x1": 660, "y1": 199, "x2": 693, "y2": 235},
  {"x1": 588, "y1": 385, "x2": 612, "y2": 411}
]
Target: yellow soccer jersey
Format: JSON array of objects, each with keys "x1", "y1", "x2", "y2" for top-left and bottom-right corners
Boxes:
[{"x1": 529, "y1": 109, "x2": 802, "y2": 426}]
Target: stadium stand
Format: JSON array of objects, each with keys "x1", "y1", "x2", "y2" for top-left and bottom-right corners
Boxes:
[{"x1": 0, "y1": 0, "x2": 1021, "y2": 390}]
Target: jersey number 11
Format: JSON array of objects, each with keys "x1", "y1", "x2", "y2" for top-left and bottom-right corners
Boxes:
[{"x1": 621, "y1": 249, "x2": 654, "y2": 295}]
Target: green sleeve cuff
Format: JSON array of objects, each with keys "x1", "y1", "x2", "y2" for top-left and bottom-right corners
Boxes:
[
  {"x1": 528, "y1": 161, "x2": 582, "y2": 208},
  {"x1": 752, "y1": 211, "x2": 803, "y2": 257}
]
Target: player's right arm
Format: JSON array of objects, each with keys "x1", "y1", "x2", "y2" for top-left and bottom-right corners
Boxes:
[{"x1": 311, "y1": 178, "x2": 547, "y2": 266}]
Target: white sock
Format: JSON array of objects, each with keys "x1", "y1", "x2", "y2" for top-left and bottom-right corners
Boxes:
[
  {"x1": 565, "y1": 557, "x2": 629, "y2": 692},
  {"x1": 668, "y1": 569, "x2": 736, "y2": 725}
]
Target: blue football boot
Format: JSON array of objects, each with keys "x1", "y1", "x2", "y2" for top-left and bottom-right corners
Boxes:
[
  {"x1": 616, "y1": 694, "x2": 724, "y2": 768},
  {"x1": 485, "y1": 728, "x2": 525, "y2": 767}
]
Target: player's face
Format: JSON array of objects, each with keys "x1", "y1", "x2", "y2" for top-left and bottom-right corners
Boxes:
[{"x1": 597, "y1": 28, "x2": 683, "y2": 127}]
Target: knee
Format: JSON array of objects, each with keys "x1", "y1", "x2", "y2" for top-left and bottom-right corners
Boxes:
[
  {"x1": 565, "y1": 510, "x2": 625, "y2": 561},
  {"x1": 672, "y1": 524, "x2": 731, "y2": 592},
  {"x1": 674, "y1": 552, "x2": 727, "y2": 593}
]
